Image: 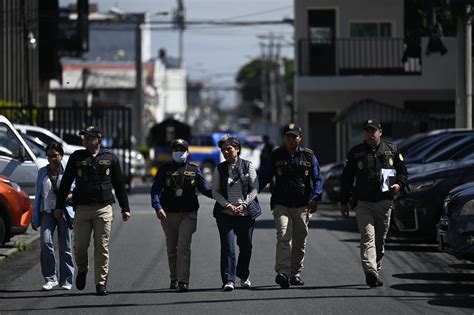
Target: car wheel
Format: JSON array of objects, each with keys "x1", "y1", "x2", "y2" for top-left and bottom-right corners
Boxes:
[
  {"x1": 0, "y1": 216, "x2": 6, "y2": 245},
  {"x1": 201, "y1": 162, "x2": 215, "y2": 184}
]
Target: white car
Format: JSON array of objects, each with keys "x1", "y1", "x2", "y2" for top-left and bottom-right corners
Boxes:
[{"x1": 15, "y1": 124, "x2": 84, "y2": 156}]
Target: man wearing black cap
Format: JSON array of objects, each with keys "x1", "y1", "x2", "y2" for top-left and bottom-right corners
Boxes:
[
  {"x1": 340, "y1": 119, "x2": 407, "y2": 287},
  {"x1": 56, "y1": 126, "x2": 131, "y2": 296},
  {"x1": 150, "y1": 138, "x2": 212, "y2": 292},
  {"x1": 259, "y1": 123, "x2": 323, "y2": 289}
]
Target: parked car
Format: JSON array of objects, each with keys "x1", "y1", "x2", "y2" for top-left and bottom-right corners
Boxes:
[
  {"x1": 15, "y1": 124, "x2": 83, "y2": 156},
  {"x1": 322, "y1": 161, "x2": 344, "y2": 203},
  {"x1": 0, "y1": 176, "x2": 33, "y2": 245},
  {"x1": 0, "y1": 116, "x2": 40, "y2": 199},
  {"x1": 393, "y1": 156, "x2": 474, "y2": 239},
  {"x1": 437, "y1": 182, "x2": 474, "y2": 262}
]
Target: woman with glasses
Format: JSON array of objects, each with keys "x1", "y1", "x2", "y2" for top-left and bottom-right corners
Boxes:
[
  {"x1": 32, "y1": 142, "x2": 74, "y2": 291},
  {"x1": 212, "y1": 134, "x2": 261, "y2": 291}
]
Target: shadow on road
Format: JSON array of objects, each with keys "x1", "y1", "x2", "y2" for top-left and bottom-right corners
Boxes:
[
  {"x1": 391, "y1": 272, "x2": 474, "y2": 308},
  {"x1": 448, "y1": 263, "x2": 474, "y2": 270}
]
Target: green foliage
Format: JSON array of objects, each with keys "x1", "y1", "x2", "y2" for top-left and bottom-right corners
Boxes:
[
  {"x1": 405, "y1": 0, "x2": 457, "y2": 39},
  {"x1": 15, "y1": 242, "x2": 32, "y2": 252}
]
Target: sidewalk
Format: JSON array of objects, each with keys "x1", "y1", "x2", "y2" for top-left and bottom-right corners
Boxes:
[{"x1": 0, "y1": 227, "x2": 40, "y2": 261}]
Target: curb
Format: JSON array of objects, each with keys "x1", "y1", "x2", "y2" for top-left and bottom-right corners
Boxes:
[{"x1": 0, "y1": 227, "x2": 40, "y2": 261}]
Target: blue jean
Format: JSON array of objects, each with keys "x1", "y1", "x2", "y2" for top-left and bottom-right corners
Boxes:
[
  {"x1": 216, "y1": 214, "x2": 255, "y2": 285},
  {"x1": 40, "y1": 212, "x2": 74, "y2": 286}
]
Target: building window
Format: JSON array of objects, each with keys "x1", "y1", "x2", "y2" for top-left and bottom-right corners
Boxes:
[{"x1": 350, "y1": 22, "x2": 392, "y2": 37}]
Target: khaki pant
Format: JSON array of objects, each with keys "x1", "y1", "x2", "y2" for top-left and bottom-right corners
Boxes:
[
  {"x1": 355, "y1": 200, "x2": 392, "y2": 275},
  {"x1": 74, "y1": 204, "x2": 113, "y2": 286},
  {"x1": 161, "y1": 211, "x2": 198, "y2": 284},
  {"x1": 273, "y1": 204, "x2": 311, "y2": 276}
]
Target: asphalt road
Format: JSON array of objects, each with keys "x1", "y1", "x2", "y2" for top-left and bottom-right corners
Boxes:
[{"x1": 0, "y1": 186, "x2": 473, "y2": 314}]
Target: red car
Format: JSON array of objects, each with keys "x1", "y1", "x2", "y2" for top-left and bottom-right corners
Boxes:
[{"x1": 0, "y1": 176, "x2": 33, "y2": 245}]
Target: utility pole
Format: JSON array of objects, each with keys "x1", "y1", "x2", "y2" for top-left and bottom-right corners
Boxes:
[
  {"x1": 175, "y1": 0, "x2": 185, "y2": 66},
  {"x1": 135, "y1": 18, "x2": 144, "y2": 145}
]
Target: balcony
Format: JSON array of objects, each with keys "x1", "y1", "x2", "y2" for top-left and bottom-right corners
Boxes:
[{"x1": 298, "y1": 38, "x2": 421, "y2": 76}]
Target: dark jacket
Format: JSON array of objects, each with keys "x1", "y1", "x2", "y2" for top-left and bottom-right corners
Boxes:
[
  {"x1": 213, "y1": 159, "x2": 261, "y2": 220},
  {"x1": 340, "y1": 140, "x2": 408, "y2": 204},
  {"x1": 151, "y1": 161, "x2": 212, "y2": 212},
  {"x1": 56, "y1": 148, "x2": 130, "y2": 212}
]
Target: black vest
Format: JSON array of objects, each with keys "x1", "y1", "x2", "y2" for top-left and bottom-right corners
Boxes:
[
  {"x1": 271, "y1": 147, "x2": 314, "y2": 208},
  {"x1": 73, "y1": 149, "x2": 115, "y2": 205},
  {"x1": 160, "y1": 161, "x2": 200, "y2": 212},
  {"x1": 213, "y1": 159, "x2": 261, "y2": 219},
  {"x1": 351, "y1": 141, "x2": 398, "y2": 201}
]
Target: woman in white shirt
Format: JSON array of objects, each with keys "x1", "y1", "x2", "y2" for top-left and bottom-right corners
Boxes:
[
  {"x1": 32, "y1": 142, "x2": 74, "y2": 291},
  {"x1": 212, "y1": 135, "x2": 261, "y2": 291}
]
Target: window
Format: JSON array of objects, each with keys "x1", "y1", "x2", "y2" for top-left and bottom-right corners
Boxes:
[
  {"x1": 350, "y1": 22, "x2": 392, "y2": 37},
  {"x1": 0, "y1": 125, "x2": 22, "y2": 159}
]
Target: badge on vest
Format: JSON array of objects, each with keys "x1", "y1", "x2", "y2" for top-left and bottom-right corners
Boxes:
[
  {"x1": 275, "y1": 160, "x2": 287, "y2": 166},
  {"x1": 166, "y1": 178, "x2": 172, "y2": 186},
  {"x1": 388, "y1": 158, "x2": 394, "y2": 166},
  {"x1": 304, "y1": 170, "x2": 309, "y2": 176},
  {"x1": 276, "y1": 167, "x2": 283, "y2": 176},
  {"x1": 399, "y1": 153, "x2": 404, "y2": 161},
  {"x1": 175, "y1": 188, "x2": 183, "y2": 197},
  {"x1": 106, "y1": 168, "x2": 110, "y2": 175},
  {"x1": 99, "y1": 160, "x2": 112, "y2": 165},
  {"x1": 184, "y1": 171, "x2": 196, "y2": 177},
  {"x1": 299, "y1": 161, "x2": 311, "y2": 167},
  {"x1": 191, "y1": 179, "x2": 196, "y2": 186},
  {"x1": 357, "y1": 161, "x2": 364, "y2": 170}
]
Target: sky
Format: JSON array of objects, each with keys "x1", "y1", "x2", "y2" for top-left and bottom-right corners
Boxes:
[{"x1": 63, "y1": 0, "x2": 294, "y2": 108}]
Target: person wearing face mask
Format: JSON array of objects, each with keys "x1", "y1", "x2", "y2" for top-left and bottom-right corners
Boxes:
[
  {"x1": 258, "y1": 123, "x2": 323, "y2": 289},
  {"x1": 150, "y1": 138, "x2": 212, "y2": 292},
  {"x1": 340, "y1": 119, "x2": 407, "y2": 287}
]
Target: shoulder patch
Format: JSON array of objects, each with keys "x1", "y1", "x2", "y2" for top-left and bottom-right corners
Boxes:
[
  {"x1": 304, "y1": 148, "x2": 314, "y2": 155},
  {"x1": 189, "y1": 162, "x2": 199, "y2": 167}
]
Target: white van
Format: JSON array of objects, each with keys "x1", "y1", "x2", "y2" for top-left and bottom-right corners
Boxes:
[{"x1": 0, "y1": 115, "x2": 40, "y2": 200}]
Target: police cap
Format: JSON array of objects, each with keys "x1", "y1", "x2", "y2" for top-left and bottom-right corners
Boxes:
[
  {"x1": 79, "y1": 126, "x2": 103, "y2": 138},
  {"x1": 283, "y1": 123, "x2": 302, "y2": 136},
  {"x1": 171, "y1": 138, "x2": 189, "y2": 150},
  {"x1": 363, "y1": 119, "x2": 382, "y2": 130}
]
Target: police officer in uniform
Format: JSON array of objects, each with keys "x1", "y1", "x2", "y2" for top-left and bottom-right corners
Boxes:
[
  {"x1": 259, "y1": 123, "x2": 323, "y2": 288},
  {"x1": 150, "y1": 139, "x2": 212, "y2": 292},
  {"x1": 340, "y1": 119, "x2": 407, "y2": 287},
  {"x1": 56, "y1": 126, "x2": 131, "y2": 296}
]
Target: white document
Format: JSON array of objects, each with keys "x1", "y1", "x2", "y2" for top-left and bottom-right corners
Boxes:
[{"x1": 380, "y1": 168, "x2": 396, "y2": 192}]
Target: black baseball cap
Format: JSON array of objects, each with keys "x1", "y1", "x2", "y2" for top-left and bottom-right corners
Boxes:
[
  {"x1": 363, "y1": 119, "x2": 382, "y2": 130},
  {"x1": 283, "y1": 123, "x2": 302, "y2": 136},
  {"x1": 171, "y1": 138, "x2": 189, "y2": 150},
  {"x1": 79, "y1": 126, "x2": 103, "y2": 138}
]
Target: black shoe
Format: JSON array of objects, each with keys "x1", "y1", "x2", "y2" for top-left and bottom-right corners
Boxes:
[
  {"x1": 178, "y1": 282, "x2": 189, "y2": 292},
  {"x1": 275, "y1": 273, "x2": 290, "y2": 289},
  {"x1": 365, "y1": 273, "x2": 378, "y2": 288},
  {"x1": 75, "y1": 271, "x2": 87, "y2": 291},
  {"x1": 96, "y1": 284, "x2": 109, "y2": 296},
  {"x1": 169, "y1": 280, "x2": 179, "y2": 290},
  {"x1": 376, "y1": 277, "x2": 384, "y2": 287},
  {"x1": 290, "y1": 275, "x2": 304, "y2": 286}
]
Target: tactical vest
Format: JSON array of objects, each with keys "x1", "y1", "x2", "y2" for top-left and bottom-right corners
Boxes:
[
  {"x1": 213, "y1": 159, "x2": 261, "y2": 219},
  {"x1": 160, "y1": 162, "x2": 200, "y2": 212},
  {"x1": 73, "y1": 150, "x2": 115, "y2": 206},
  {"x1": 352, "y1": 141, "x2": 398, "y2": 201},
  {"x1": 271, "y1": 147, "x2": 314, "y2": 208}
]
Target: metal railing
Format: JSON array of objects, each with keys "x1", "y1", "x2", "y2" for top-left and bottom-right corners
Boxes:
[{"x1": 298, "y1": 37, "x2": 421, "y2": 76}]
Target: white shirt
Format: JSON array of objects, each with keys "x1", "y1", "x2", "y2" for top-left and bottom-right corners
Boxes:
[{"x1": 41, "y1": 174, "x2": 63, "y2": 213}]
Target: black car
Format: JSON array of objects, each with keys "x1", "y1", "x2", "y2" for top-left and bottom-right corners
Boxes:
[
  {"x1": 322, "y1": 161, "x2": 344, "y2": 203},
  {"x1": 437, "y1": 182, "x2": 474, "y2": 262},
  {"x1": 393, "y1": 157, "x2": 474, "y2": 239}
]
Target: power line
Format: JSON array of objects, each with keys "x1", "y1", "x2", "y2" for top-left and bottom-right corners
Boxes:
[{"x1": 218, "y1": 5, "x2": 292, "y2": 22}]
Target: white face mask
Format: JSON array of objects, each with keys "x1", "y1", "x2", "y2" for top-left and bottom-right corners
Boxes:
[{"x1": 172, "y1": 151, "x2": 188, "y2": 163}]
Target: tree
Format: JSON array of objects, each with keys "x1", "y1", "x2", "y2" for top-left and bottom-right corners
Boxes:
[{"x1": 235, "y1": 57, "x2": 294, "y2": 119}]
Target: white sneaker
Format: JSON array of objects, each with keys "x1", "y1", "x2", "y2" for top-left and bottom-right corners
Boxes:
[
  {"x1": 61, "y1": 284, "x2": 72, "y2": 290},
  {"x1": 42, "y1": 281, "x2": 59, "y2": 291},
  {"x1": 240, "y1": 278, "x2": 251, "y2": 288},
  {"x1": 223, "y1": 282, "x2": 234, "y2": 291}
]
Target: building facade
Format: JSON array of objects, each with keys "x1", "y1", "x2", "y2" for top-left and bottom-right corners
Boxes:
[{"x1": 294, "y1": 0, "x2": 457, "y2": 164}]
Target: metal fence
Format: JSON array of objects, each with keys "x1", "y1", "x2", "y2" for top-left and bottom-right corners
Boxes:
[{"x1": 0, "y1": 105, "x2": 133, "y2": 187}]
